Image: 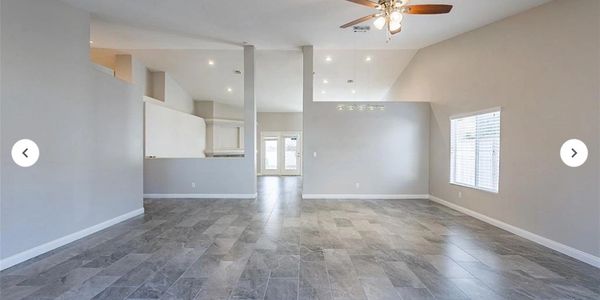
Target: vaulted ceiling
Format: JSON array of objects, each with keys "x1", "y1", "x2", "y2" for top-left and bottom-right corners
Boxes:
[
  {"x1": 64, "y1": 0, "x2": 549, "y2": 49},
  {"x1": 64, "y1": 0, "x2": 549, "y2": 111}
]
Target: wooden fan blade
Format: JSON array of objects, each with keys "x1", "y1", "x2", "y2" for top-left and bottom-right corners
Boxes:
[
  {"x1": 345, "y1": 0, "x2": 378, "y2": 8},
  {"x1": 404, "y1": 4, "x2": 453, "y2": 14},
  {"x1": 340, "y1": 14, "x2": 377, "y2": 28}
]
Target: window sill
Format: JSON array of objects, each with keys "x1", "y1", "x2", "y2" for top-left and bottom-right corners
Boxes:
[{"x1": 449, "y1": 182, "x2": 498, "y2": 194}]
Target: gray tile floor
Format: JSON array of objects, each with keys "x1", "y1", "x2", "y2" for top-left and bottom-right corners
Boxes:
[{"x1": 1, "y1": 176, "x2": 599, "y2": 299}]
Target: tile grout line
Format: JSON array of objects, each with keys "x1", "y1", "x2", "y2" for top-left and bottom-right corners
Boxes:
[{"x1": 261, "y1": 270, "x2": 272, "y2": 300}]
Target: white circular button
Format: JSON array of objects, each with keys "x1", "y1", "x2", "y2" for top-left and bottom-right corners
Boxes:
[
  {"x1": 11, "y1": 139, "x2": 39, "y2": 167},
  {"x1": 560, "y1": 139, "x2": 587, "y2": 168}
]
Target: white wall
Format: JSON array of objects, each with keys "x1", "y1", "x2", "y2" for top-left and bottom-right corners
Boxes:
[
  {"x1": 145, "y1": 101, "x2": 206, "y2": 158},
  {"x1": 388, "y1": 0, "x2": 600, "y2": 259},
  {"x1": 163, "y1": 72, "x2": 194, "y2": 114},
  {"x1": 1, "y1": 0, "x2": 143, "y2": 267},
  {"x1": 302, "y1": 47, "x2": 430, "y2": 197}
]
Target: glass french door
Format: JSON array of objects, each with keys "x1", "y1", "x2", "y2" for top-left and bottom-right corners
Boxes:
[
  {"x1": 261, "y1": 131, "x2": 302, "y2": 176},
  {"x1": 263, "y1": 137, "x2": 279, "y2": 172}
]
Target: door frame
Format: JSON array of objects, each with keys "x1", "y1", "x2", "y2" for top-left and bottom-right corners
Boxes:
[{"x1": 260, "y1": 131, "x2": 302, "y2": 176}]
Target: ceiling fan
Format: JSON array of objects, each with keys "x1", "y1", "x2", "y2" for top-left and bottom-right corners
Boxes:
[{"x1": 340, "y1": 0, "x2": 453, "y2": 39}]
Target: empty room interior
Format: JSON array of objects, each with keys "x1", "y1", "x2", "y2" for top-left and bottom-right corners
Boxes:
[{"x1": 1, "y1": 0, "x2": 600, "y2": 299}]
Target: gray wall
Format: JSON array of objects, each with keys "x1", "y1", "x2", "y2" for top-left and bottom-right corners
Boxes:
[
  {"x1": 302, "y1": 47, "x2": 429, "y2": 196},
  {"x1": 388, "y1": 0, "x2": 600, "y2": 257},
  {"x1": 1, "y1": 0, "x2": 143, "y2": 260},
  {"x1": 144, "y1": 46, "x2": 257, "y2": 196}
]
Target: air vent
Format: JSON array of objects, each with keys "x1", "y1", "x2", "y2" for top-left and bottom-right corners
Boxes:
[
  {"x1": 347, "y1": 79, "x2": 354, "y2": 83},
  {"x1": 234, "y1": 70, "x2": 242, "y2": 75},
  {"x1": 353, "y1": 25, "x2": 370, "y2": 33}
]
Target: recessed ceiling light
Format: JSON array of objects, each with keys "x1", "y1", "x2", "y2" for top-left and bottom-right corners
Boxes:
[
  {"x1": 227, "y1": 87, "x2": 233, "y2": 92},
  {"x1": 365, "y1": 56, "x2": 372, "y2": 62},
  {"x1": 321, "y1": 90, "x2": 326, "y2": 94},
  {"x1": 352, "y1": 89, "x2": 356, "y2": 94},
  {"x1": 323, "y1": 79, "x2": 328, "y2": 84},
  {"x1": 208, "y1": 60, "x2": 215, "y2": 66},
  {"x1": 325, "y1": 56, "x2": 332, "y2": 62}
]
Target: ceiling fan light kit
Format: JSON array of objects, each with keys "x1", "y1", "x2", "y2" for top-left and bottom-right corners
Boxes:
[{"x1": 340, "y1": 0, "x2": 453, "y2": 40}]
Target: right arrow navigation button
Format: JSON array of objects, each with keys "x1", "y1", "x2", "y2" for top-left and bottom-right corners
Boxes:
[{"x1": 561, "y1": 139, "x2": 587, "y2": 167}]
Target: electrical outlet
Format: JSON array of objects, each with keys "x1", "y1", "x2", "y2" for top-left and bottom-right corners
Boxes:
[
  {"x1": 355, "y1": 182, "x2": 360, "y2": 189},
  {"x1": 192, "y1": 182, "x2": 196, "y2": 188},
  {"x1": 458, "y1": 191, "x2": 462, "y2": 198}
]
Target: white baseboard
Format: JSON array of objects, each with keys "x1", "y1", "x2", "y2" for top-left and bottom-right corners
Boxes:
[
  {"x1": 144, "y1": 193, "x2": 257, "y2": 199},
  {"x1": 0, "y1": 208, "x2": 144, "y2": 271},
  {"x1": 428, "y1": 195, "x2": 600, "y2": 269},
  {"x1": 302, "y1": 194, "x2": 429, "y2": 200}
]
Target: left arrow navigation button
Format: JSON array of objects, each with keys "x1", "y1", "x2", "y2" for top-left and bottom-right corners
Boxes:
[{"x1": 12, "y1": 139, "x2": 39, "y2": 167}]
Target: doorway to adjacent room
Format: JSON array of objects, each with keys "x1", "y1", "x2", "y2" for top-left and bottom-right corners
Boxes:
[{"x1": 260, "y1": 131, "x2": 302, "y2": 176}]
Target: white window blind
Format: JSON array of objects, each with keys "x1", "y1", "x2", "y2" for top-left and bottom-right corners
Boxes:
[{"x1": 450, "y1": 109, "x2": 500, "y2": 193}]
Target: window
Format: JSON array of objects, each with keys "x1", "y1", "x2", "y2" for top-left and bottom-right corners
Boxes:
[{"x1": 450, "y1": 108, "x2": 501, "y2": 193}]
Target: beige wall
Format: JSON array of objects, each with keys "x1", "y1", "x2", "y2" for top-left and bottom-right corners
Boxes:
[
  {"x1": 214, "y1": 102, "x2": 244, "y2": 120},
  {"x1": 90, "y1": 48, "x2": 117, "y2": 70},
  {"x1": 195, "y1": 101, "x2": 244, "y2": 120},
  {"x1": 388, "y1": 0, "x2": 599, "y2": 257}
]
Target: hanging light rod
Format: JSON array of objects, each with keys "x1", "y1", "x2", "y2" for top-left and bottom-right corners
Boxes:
[{"x1": 336, "y1": 104, "x2": 385, "y2": 111}]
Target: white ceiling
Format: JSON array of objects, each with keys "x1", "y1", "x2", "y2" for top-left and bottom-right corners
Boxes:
[
  {"x1": 314, "y1": 49, "x2": 417, "y2": 102},
  {"x1": 71, "y1": 0, "x2": 549, "y2": 111},
  {"x1": 64, "y1": 0, "x2": 549, "y2": 50},
  {"x1": 109, "y1": 49, "x2": 416, "y2": 112},
  {"x1": 108, "y1": 48, "x2": 415, "y2": 111},
  {"x1": 113, "y1": 49, "x2": 304, "y2": 112}
]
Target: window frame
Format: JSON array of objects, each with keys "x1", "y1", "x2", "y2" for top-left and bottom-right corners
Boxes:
[{"x1": 449, "y1": 107, "x2": 501, "y2": 194}]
